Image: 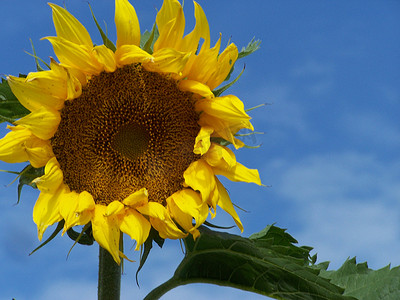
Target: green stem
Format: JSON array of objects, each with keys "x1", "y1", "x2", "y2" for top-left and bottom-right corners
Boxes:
[
  {"x1": 98, "y1": 246, "x2": 121, "y2": 300},
  {"x1": 144, "y1": 277, "x2": 181, "y2": 300}
]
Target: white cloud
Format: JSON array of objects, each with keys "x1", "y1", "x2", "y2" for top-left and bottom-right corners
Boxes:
[{"x1": 264, "y1": 152, "x2": 400, "y2": 269}]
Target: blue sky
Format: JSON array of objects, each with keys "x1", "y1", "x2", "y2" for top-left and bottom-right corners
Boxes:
[{"x1": 0, "y1": 1, "x2": 399, "y2": 299}]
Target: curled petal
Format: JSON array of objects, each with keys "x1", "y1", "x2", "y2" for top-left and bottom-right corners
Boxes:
[
  {"x1": 92, "y1": 205, "x2": 121, "y2": 264},
  {"x1": 119, "y1": 209, "x2": 151, "y2": 250},
  {"x1": 137, "y1": 202, "x2": 186, "y2": 239},
  {"x1": 49, "y1": 3, "x2": 93, "y2": 47},
  {"x1": 193, "y1": 126, "x2": 213, "y2": 155},
  {"x1": 60, "y1": 190, "x2": 95, "y2": 232},
  {"x1": 122, "y1": 188, "x2": 148, "y2": 208},
  {"x1": 115, "y1": 44, "x2": 153, "y2": 67},
  {"x1": 93, "y1": 45, "x2": 117, "y2": 72},
  {"x1": 15, "y1": 106, "x2": 61, "y2": 140},
  {"x1": 33, "y1": 157, "x2": 63, "y2": 193},
  {"x1": 105, "y1": 201, "x2": 125, "y2": 217},
  {"x1": 167, "y1": 189, "x2": 208, "y2": 235},
  {"x1": 115, "y1": 0, "x2": 141, "y2": 47},
  {"x1": 183, "y1": 159, "x2": 216, "y2": 202},
  {"x1": 178, "y1": 80, "x2": 214, "y2": 99},
  {"x1": 196, "y1": 95, "x2": 253, "y2": 130},
  {"x1": 24, "y1": 138, "x2": 54, "y2": 168},
  {"x1": 203, "y1": 144, "x2": 262, "y2": 185},
  {"x1": 0, "y1": 126, "x2": 32, "y2": 164}
]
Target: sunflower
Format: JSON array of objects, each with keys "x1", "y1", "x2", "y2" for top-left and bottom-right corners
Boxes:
[{"x1": 0, "y1": 0, "x2": 261, "y2": 264}]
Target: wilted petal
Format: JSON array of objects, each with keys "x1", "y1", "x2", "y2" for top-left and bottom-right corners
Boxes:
[
  {"x1": 33, "y1": 157, "x2": 63, "y2": 193},
  {"x1": 215, "y1": 178, "x2": 243, "y2": 232},
  {"x1": 183, "y1": 159, "x2": 216, "y2": 202},
  {"x1": 119, "y1": 209, "x2": 151, "y2": 250},
  {"x1": 92, "y1": 205, "x2": 121, "y2": 264},
  {"x1": 193, "y1": 126, "x2": 213, "y2": 155},
  {"x1": 33, "y1": 185, "x2": 67, "y2": 240}
]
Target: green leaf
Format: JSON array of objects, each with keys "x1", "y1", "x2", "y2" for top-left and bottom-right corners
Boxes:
[
  {"x1": 213, "y1": 65, "x2": 245, "y2": 97},
  {"x1": 29, "y1": 220, "x2": 64, "y2": 255},
  {"x1": 0, "y1": 78, "x2": 30, "y2": 124},
  {"x1": 26, "y1": 38, "x2": 50, "y2": 71},
  {"x1": 17, "y1": 165, "x2": 44, "y2": 204},
  {"x1": 136, "y1": 228, "x2": 165, "y2": 286},
  {"x1": 89, "y1": 4, "x2": 116, "y2": 52},
  {"x1": 140, "y1": 23, "x2": 159, "y2": 54},
  {"x1": 319, "y1": 257, "x2": 400, "y2": 300},
  {"x1": 145, "y1": 226, "x2": 356, "y2": 300},
  {"x1": 238, "y1": 37, "x2": 261, "y2": 60},
  {"x1": 66, "y1": 225, "x2": 94, "y2": 246}
]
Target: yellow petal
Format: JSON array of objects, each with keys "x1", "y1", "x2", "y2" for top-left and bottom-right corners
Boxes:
[
  {"x1": 187, "y1": 36, "x2": 221, "y2": 83},
  {"x1": 216, "y1": 161, "x2": 262, "y2": 185},
  {"x1": 154, "y1": 0, "x2": 185, "y2": 51},
  {"x1": 178, "y1": 80, "x2": 214, "y2": 99},
  {"x1": 180, "y1": 1, "x2": 210, "y2": 53},
  {"x1": 183, "y1": 159, "x2": 216, "y2": 202},
  {"x1": 122, "y1": 188, "x2": 148, "y2": 208},
  {"x1": 0, "y1": 126, "x2": 31, "y2": 164},
  {"x1": 203, "y1": 143, "x2": 236, "y2": 169},
  {"x1": 207, "y1": 43, "x2": 238, "y2": 90},
  {"x1": 24, "y1": 138, "x2": 54, "y2": 168},
  {"x1": 115, "y1": 44, "x2": 153, "y2": 67},
  {"x1": 60, "y1": 190, "x2": 95, "y2": 233},
  {"x1": 119, "y1": 209, "x2": 151, "y2": 250},
  {"x1": 76, "y1": 191, "x2": 96, "y2": 213},
  {"x1": 105, "y1": 201, "x2": 125, "y2": 217},
  {"x1": 203, "y1": 144, "x2": 261, "y2": 185},
  {"x1": 33, "y1": 185, "x2": 67, "y2": 240},
  {"x1": 33, "y1": 157, "x2": 63, "y2": 193},
  {"x1": 144, "y1": 48, "x2": 190, "y2": 74},
  {"x1": 115, "y1": 0, "x2": 141, "y2": 48},
  {"x1": 43, "y1": 37, "x2": 103, "y2": 75},
  {"x1": 93, "y1": 45, "x2": 117, "y2": 72},
  {"x1": 7, "y1": 75, "x2": 65, "y2": 112},
  {"x1": 193, "y1": 126, "x2": 213, "y2": 155},
  {"x1": 196, "y1": 95, "x2": 253, "y2": 130},
  {"x1": 74, "y1": 191, "x2": 96, "y2": 226},
  {"x1": 59, "y1": 190, "x2": 79, "y2": 233},
  {"x1": 167, "y1": 189, "x2": 208, "y2": 232},
  {"x1": 15, "y1": 106, "x2": 61, "y2": 140},
  {"x1": 49, "y1": 3, "x2": 93, "y2": 47},
  {"x1": 92, "y1": 204, "x2": 121, "y2": 264},
  {"x1": 215, "y1": 178, "x2": 243, "y2": 232},
  {"x1": 137, "y1": 202, "x2": 186, "y2": 239}
]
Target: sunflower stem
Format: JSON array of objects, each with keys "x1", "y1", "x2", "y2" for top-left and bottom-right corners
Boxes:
[{"x1": 98, "y1": 246, "x2": 121, "y2": 300}]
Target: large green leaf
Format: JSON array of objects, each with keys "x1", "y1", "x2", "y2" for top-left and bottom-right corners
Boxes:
[
  {"x1": 0, "y1": 78, "x2": 29, "y2": 123},
  {"x1": 145, "y1": 226, "x2": 356, "y2": 300},
  {"x1": 319, "y1": 257, "x2": 400, "y2": 300}
]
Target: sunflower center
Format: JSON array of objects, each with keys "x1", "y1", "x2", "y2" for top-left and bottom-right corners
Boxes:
[
  {"x1": 111, "y1": 122, "x2": 149, "y2": 161},
  {"x1": 51, "y1": 64, "x2": 200, "y2": 205}
]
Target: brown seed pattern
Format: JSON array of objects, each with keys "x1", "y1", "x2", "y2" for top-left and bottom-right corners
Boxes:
[{"x1": 51, "y1": 64, "x2": 200, "y2": 205}]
